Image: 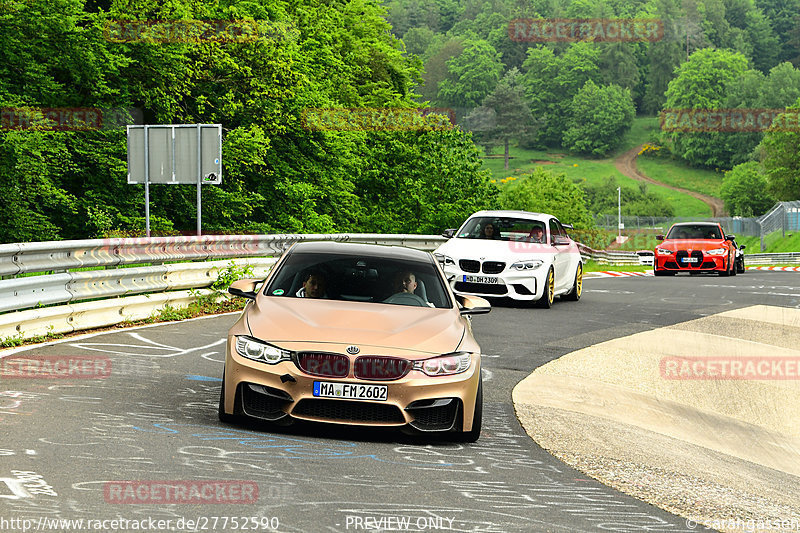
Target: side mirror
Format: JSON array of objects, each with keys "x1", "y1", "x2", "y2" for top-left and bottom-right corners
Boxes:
[
  {"x1": 228, "y1": 278, "x2": 261, "y2": 300},
  {"x1": 740, "y1": 244, "x2": 746, "y2": 250},
  {"x1": 725, "y1": 235, "x2": 735, "y2": 241},
  {"x1": 457, "y1": 295, "x2": 491, "y2": 315},
  {"x1": 441, "y1": 229, "x2": 456, "y2": 239},
  {"x1": 561, "y1": 223, "x2": 574, "y2": 230},
  {"x1": 656, "y1": 234, "x2": 665, "y2": 241}
]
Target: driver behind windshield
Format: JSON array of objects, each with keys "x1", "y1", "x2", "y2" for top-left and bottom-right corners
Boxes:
[{"x1": 393, "y1": 271, "x2": 418, "y2": 294}]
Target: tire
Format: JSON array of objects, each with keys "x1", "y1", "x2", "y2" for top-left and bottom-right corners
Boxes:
[
  {"x1": 453, "y1": 374, "x2": 482, "y2": 443},
  {"x1": 654, "y1": 266, "x2": 674, "y2": 276},
  {"x1": 738, "y1": 259, "x2": 745, "y2": 274},
  {"x1": 535, "y1": 267, "x2": 555, "y2": 308},
  {"x1": 719, "y1": 256, "x2": 732, "y2": 277},
  {"x1": 218, "y1": 369, "x2": 237, "y2": 424},
  {"x1": 564, "y1": 263, "x2": 582, "y2": 301}
]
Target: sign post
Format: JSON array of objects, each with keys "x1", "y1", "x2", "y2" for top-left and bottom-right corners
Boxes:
[{"x1": 127, "y1": 124, "x2": 222, "y2": 237}]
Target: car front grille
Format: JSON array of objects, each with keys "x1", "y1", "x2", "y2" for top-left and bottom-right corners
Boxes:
[
  {"x1": 353, "y1": 356, "x2": 411, "y2": 380},
  {"x1": 675, "y1": 250, "x2": 704, "y2": 268},
  {"x1": 295, "y1": 352, "x2": 349, "y2": 378},
  {"x1": 454, "y1": 282, "x2": 507, "y2": 295},
  {"x1": 292, "y1": 399, "x2": 405, "y2": 424},
  {"x1": 482, "y1": 261, "x2": 505, "y2": 274},
  {"x1": 459, "y1": 260, "x2": 480, "y2": 273}
]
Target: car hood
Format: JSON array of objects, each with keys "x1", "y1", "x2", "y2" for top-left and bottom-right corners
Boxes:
[
  {"x1": 657, "y1": 239, "x2": 728, "y2": 251},
  {"x1": 436, "y1": 238, "x2": 562, "y2": 259},
  {"x1": 244, "y1": 297, "x2": 466, "y2": 357}
]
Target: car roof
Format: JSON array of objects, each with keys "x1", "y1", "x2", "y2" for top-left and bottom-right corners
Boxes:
[
  {"x1": 467, "y1": 210, "x2": 551, "y2": 220},
  {"x1": 286, "y1": 241, "x2": 435, "y2": 262},
  {"x1": 671, "y1": 222, "x2": 721, "y2": 228}
]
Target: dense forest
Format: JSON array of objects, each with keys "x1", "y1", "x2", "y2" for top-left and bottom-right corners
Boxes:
[{"x1": 1, "y1": 0, "x2": 799, "y2": 242}]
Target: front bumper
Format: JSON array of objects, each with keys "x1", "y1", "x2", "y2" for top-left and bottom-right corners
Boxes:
[
  {"x1": 655, "y1": 252, "x2": 726, "y2": 271},
  {"x1": 222, "y1": 338, "x2": 481, "y2": 432},
  {"x1": 442, "y1": 265, "x2": 544, "y2": 301}
]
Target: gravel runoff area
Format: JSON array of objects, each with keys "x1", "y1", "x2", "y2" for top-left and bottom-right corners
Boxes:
[{"x1": 513, "y1": 305, "x2": 800, "y2": 533}]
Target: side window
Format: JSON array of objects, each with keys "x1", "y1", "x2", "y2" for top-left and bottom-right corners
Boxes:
[{"x1": 548, "y1": 219, "x2": 561, "y2": 243}]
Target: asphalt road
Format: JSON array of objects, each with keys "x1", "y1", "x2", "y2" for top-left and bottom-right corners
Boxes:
[{"x1": 1, "y1": 270, "x2": 797, "y2": 533}]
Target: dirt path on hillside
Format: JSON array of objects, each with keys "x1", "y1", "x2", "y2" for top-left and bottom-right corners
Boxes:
[{"x1": 614, "y1": 145, "x2": 726, "y2": 217}]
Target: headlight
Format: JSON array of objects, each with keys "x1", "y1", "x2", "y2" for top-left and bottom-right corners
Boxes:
[
  {"x1": 656, "y1": 248, "x2": 673, "y2": 255},
  {"x1": 235, "y1": 336, "x2": 291, "y2": 364},
  {"x1": 413, "y1": 352, "x2": 472, "y2": 376},
  {"x1": 433, "y1": 253, "x2": 455, "y2": 266},
  {"x1": 511, "y1": 260, "x2": 543, "y2": 270},
  {"x1": 705, "y1": 248, "x2": 726, "y2": 256}
]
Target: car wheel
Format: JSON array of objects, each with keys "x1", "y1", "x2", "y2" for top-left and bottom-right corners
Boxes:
[
  {"x1": 654, "y1": 266, "x2": 673, "y2": 276},
  {"x1": 453, "y1": 374, "x2": 482, "y2": 443},
  {"x1": 218, "y1": 369, "x2": 237, "y2": 424},
  {"x1": 535, "y1": 267, "x2": 555, "y2": 308},
  {"x1": 719, "y1": 257, "x2": 732, "y2": 277},
  {"x1": 738, "y1": 260, "x2": 745, "y2": 274},
  {"x1": 564, "y1": 263, "x2": 582, "y2": 301}
]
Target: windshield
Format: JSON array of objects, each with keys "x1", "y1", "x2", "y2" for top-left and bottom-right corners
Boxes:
[
  {"x1": 457, "y1": 216, "x2": 546, "y2": 242},
  {"x1": 265, "y1": 252, "x2": 452, "y2": 309},
  {"x1": 666, "y1": 225, "x2": 723, "y2": 240}
]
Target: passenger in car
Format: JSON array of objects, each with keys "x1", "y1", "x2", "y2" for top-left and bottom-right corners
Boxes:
[
  {"x1": 481, "y1": 223, "x2": 500, "y2": 239},
  {"x1": 296, "y1": 270, "x2": 327, "y2": 298}
]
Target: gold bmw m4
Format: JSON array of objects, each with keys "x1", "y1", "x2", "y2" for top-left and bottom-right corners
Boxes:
[{"x1": 219, "y1": 241, "x2": 490, "y2": 442}]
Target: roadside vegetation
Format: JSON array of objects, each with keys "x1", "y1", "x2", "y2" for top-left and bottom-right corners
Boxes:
[{"x1": 1, "y1": 0, "x2": 799, "y2": 247}]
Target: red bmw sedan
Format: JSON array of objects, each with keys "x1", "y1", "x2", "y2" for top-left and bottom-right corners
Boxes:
[{"x1": 654, "y1": 222, "x2": 737, "y2": 276}]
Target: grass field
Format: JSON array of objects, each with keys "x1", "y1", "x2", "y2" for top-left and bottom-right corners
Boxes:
[
  {"x1": 636, "y1": 156, "x2": 724, "y2": 198},
  {"x1": 739, "y1": 232, "x2": 800, "y2": 254},
  {"x1": 480, "y1": 117, "x2": 713, "y2": 218}
]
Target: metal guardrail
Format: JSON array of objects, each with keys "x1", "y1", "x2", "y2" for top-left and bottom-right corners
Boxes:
[
  {"x1": 744, "y1": 252, "x2": 800, "y2": 265},
  {"x1": 0, "y1": 234, "x2": 446, "y2": 341},
  {"x1": 0, "y1": 234, "x2": 445, "y2": 277}
]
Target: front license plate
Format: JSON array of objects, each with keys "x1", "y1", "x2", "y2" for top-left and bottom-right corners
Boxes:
[
  {"x1": 313, "y1": 382, "x2": 388, "y2": 401},
  {"x1": 681, "y1": 257, "x2": 699, "y2": 263},
  {"x1": 463, "y1": 275, "x2": 499, "y2": 284}
]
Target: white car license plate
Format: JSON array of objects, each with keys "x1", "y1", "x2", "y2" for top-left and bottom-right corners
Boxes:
[
  {"x1": 313, "y1": 382, "x2": 387, "y2": 401},
  {"x1": 681, "y1": 257, "x2": 699, "y2": 263},
  {"x1": 462, "y1": 275, "x2": 499, "y2": 284}
]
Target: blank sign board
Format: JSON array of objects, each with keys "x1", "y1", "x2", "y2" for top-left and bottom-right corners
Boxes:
[{"x1": 127, "y1": 124, "x2": 222, "y2": 185}]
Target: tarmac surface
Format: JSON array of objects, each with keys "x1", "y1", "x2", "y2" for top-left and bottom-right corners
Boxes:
[{"x1": 1, "y1": 270, "x2": 798, "y2": 532}]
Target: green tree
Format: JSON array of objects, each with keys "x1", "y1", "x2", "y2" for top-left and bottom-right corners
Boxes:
[
  {"x1": 642, "y1": 0, "x2": 686, "y2": 114},
  {"x1": 520, "y1": 42, "x2": 601, "y2": 146},
  {"x1": 437, "y1": 39, "x2": 504, "y2": 108},
  {"x1": 464, "y1": 68, "x2": 535, "y2": 169},
  {"x1": 562, "y1": 80, "x2": 635, "y2": 156},
  {"x1": 758, "y1": 100, "x2": 800, "y2": 200},
  {"x1": 499, "y1": 167, "x2": 594, "y2": 229},
  {"x1": 663, "y1": 48, "x2": 749, "y2": 168},
  {"x1": 403, "y1": 26, "x2": 435, "y2": 56},
  {"x1": 720, "y1": 161, "x2": 777, "y2": 215},
  {"x1": 582, "y1": 176, "x2": 675, "y2": 217}
]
